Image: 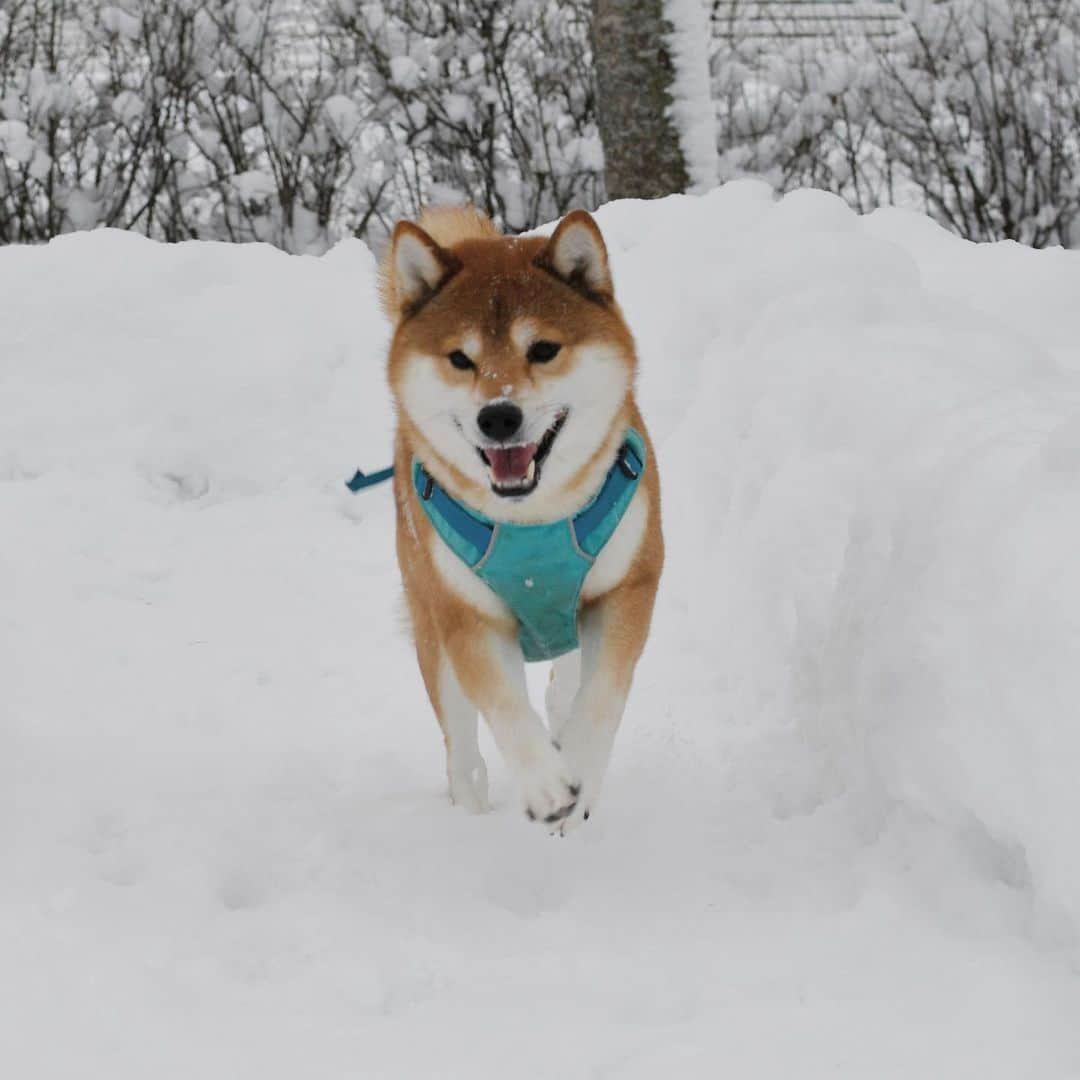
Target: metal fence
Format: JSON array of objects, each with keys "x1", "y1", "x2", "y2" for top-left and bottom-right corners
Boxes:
[{"x1": 711, "y1": 0, "x2": 905, "y2": 44}]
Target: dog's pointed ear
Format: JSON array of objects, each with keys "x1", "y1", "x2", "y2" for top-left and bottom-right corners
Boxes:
[
  {"x1": 534, "y1": 210, "x2": 613, "y2": 302},
  {"x1": 381, "y1": 221, "x2": 461, "y2": 320}
]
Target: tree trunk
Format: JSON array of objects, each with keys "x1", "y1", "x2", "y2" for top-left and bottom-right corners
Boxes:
[{"x1": 591, "y1": 0, "x2": 690, "y2": 201}]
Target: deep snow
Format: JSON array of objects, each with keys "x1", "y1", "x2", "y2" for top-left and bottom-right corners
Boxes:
[{"x1": 5, "y1": 183, "x2": 1080, "y2": 1077}]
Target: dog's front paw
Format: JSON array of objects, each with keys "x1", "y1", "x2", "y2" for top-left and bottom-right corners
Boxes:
[
  {"x1": 516, "y1": 739, "x2": 580, "y2": 825},
  {"x1": 550, "y1": 720, "x2": 613, "y2": 834}
]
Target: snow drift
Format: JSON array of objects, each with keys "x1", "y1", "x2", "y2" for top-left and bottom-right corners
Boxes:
[{"x1": 4, "y1": 183, "x2": 1080, "y2": 1077}]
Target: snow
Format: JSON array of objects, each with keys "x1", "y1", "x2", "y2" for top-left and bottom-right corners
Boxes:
[
  {"x1": 664, "y1": 0, "x2": 720, "y2": 193},
  {"x1": 0, "y1": 118, "x2": 36, "y2": 165},
  {"x1": 389, "y1": 55, "x2": 422, "y2": 90},
  {"x1": 100, "y1": 4, "x2": 142, "y2": 40},
  {"x1": 230, "y1": 169, "x2": 277, "y2": 205},
  {"x1": 112, "y1": 91, "x2": 146, "y2": 126},
  {"x1": 324, "y1": 95, "x2": 365, "y2": 142},
  {"x1": 5, "y1": 183, "x2": 1080, "y2": 1076}
]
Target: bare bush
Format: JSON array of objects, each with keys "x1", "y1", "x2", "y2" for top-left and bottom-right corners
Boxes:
[
  {"x1": 0, "y1": 1, "x2": 103, "y2": 242},
  {"x1": 711, "y1": 0, "x2": 1080, "y2": 247},
  {"x1": 4, "y1": 0, "x2": 1078, "y2": 249},
  {"x1": 329, "y1": 0, "x2": 602, "y2": 237},
  {"x1": 711, "y1": 32, "x2": 891, "y2": 214},
  {"x1": 875, "y1": 0, "x2": 1080, "y2": 247},
  {"x1": 0, "y1": 0, "x2": 599, "y2": 249},
  {"x1": 184, "y1": 2, "x2": 373, "y2": 252}
]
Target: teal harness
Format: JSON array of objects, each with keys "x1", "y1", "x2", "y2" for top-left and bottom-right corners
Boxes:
[{"x1": 413, "y1": 430, "x2": 646, "y2": 662}]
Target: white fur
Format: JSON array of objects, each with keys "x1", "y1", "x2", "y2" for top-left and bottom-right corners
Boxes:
[
  {"x1": 546, "y1": 650, "x2": 581, "y2": 740},
  {"x1": 438, "y1": 658, "x2": 488, "y2": 812},
  {"x1": 397, "y1": 478, "x2": 420, "y2": 548},
  {"x1": 582, "y1": 488, "x2": 649, "y2": 601},
  {"x1": 394, "y1": 231, "x2": 445, "y2": 307},
  {"x1": 510, "y1": 318, "x2": 538, "y2": 351},
  {"x1": 550, "y1": 222, "x2": 610, "y2": 293}
]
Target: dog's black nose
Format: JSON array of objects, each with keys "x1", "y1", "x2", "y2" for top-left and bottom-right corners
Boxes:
[{"x1": 477, "y1": 401, "x2": 523, "y2": 442}]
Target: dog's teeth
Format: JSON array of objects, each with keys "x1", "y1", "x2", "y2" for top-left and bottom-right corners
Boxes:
[{"x1": 525, "y1": 459, "x2": 536, "y2": 482}]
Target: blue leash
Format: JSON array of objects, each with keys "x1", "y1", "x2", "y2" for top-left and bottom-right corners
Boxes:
[{"x1": 345, "y1": 464, "x2": 394, "y2": 492}]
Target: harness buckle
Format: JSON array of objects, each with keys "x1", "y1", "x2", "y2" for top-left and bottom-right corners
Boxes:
[
  {"x1": 421, "y1": 471, "x2": 435, "y2": 501},
  {"x1": 617, "y1": 444, "x2": 640, "y2": 481}
]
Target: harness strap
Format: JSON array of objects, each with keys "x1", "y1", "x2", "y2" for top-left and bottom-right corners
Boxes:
[
  {"x1": 412, "y1": 429, "x2": 647, "y2": 661},
  {"x1": 572, "y1": 437, "x2": 645, "y2": 557},
  {"x1": 419, "y1": 473, "x2": 493, "y2": 566},
  {"x1": 345, "y1": 464, "x2": 394, "y2": 491}
]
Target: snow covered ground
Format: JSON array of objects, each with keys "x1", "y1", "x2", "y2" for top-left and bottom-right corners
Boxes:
[{"x1": 5, "y1": 182, "x2": 1080, "y2": 1077}]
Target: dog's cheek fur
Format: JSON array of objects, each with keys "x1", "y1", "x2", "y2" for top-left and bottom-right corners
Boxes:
[
  {"x1": 395, "y1": 355, "x2": 484, "y2": 483},
  {"x1": 529, "y1": 343, "x2": 632, "y2": 491}
]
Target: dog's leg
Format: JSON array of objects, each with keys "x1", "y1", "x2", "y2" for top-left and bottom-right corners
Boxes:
[
  {"x1": 437, "y1": 657, "x2": 489, "y2": 813},
  {"x1": 406, "y1": 589, "x2": 489, "y2": 812},
  {"x1": 545, "y1": 651, "x2": 581, "y2": 742},
  {"x1": 445, "y1": 626, "x2": 580, "y2": 824},
  {"x1": 556, "y1": 579, "x2": 657, "y2": 831}
]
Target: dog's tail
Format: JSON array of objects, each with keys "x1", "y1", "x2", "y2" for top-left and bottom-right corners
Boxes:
[{"x1": 415, "y1": 205, "x2": 500, "y2": 248}]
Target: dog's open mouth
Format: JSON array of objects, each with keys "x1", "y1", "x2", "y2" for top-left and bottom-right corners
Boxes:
[{"x1": 478, "y1": 410, "x2": 568, "y2": 497}]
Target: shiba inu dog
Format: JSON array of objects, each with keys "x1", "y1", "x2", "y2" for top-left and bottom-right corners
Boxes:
[{"x1": 382, "y1": 205, "x2": 663, "y2": 830}]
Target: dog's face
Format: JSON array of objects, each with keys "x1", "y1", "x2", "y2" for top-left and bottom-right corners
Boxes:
[{"x1": 385, "y1": 211, "x2": 636, "y2": 516}]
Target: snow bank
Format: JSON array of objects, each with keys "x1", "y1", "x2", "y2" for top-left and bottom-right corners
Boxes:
[
  {"x1": 604, "y1": 183, "x2": 1080, "y2": 928},
  {"x1": 5, "y1": 185, "x2": 1080, "y2": 1076}
]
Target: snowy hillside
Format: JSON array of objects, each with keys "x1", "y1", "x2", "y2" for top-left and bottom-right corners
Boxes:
[{"x1": 5, "y1": 183, "x2": 1080, "y2": 1077}]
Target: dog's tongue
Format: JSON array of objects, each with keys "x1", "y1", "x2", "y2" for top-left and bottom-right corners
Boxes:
[{"x1": 486, "y1": 443, "x2": 538, "y2": 484}]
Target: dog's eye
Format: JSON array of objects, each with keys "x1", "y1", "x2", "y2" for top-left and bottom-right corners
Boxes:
[
  {"x1": 448, "y1": 350, "x2": 475, "y2": 371},
  {"x1": 527, "y1": 340, "x2": 561, "y2": 364}
]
